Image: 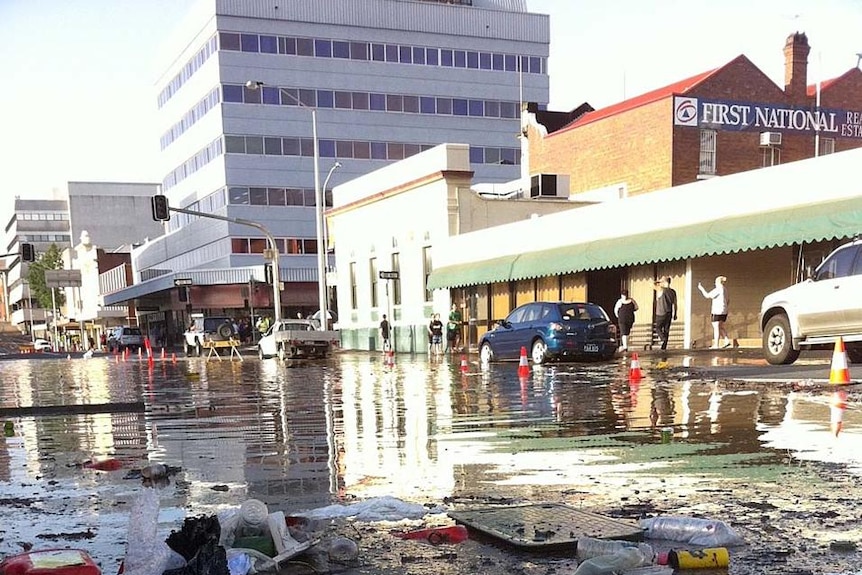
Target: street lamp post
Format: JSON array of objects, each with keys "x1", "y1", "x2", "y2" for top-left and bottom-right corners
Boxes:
[
  {"x1": 246, "y1": 80, "x2": 330, "y2": 328},
  {"x1": 321, "y1": 160, "x2": 342, "y2": 268}
]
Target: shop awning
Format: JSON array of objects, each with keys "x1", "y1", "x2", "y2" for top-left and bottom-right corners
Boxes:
[
  {"x1": 427, "y1": 195, "x2": 862, "y2": 289},
  {"x1": 424, "y1": 254, "x2": 520, "y2": 290}
]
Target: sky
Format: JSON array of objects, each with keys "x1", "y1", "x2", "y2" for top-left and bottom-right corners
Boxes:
[{"x1": 1, "y1": 0, "x2": 861, "y2": 211}]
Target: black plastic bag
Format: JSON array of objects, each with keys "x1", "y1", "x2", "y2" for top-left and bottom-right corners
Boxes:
[
  {"x1": 166, "y1": 515, "x2": 222, "y2": 561},
  {"x1": 163, "y1": 540, "x2": 229, "y2": 575}
]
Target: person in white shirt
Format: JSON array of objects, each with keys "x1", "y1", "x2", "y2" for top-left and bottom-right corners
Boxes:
[{"x1": 698, "y1": 276, "x2": 730, "y2": 348}]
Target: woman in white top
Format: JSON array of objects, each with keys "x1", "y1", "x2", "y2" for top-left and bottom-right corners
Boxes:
[{"x1": 698, "y1": 276, "x2": 730, "y2": 348}]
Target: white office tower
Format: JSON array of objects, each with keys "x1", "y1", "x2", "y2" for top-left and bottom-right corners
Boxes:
[{"x1": 120, "y1": 0, "x2": 548, "y2": 314}]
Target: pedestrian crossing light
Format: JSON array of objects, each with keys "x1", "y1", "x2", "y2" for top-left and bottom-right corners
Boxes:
[
  {"x1": 151, "y1": 194, "x2": 171, "y2": 221},
  {"x1": 264, "y1": 263, "x2": 274, "y2": 285},
  {"x1": 21, "y1": 243, "x2": 35, "y2": 262}
]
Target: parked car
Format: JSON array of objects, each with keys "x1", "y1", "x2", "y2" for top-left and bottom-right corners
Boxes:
[
  {"x1": 761, "y1": 239, "x2": 862, "y2": 365},
  {"x1": 258, "y1": 319, "x2": 339, "y2": 360},
  {"x1": 479, "y1": 301, "x2": 618, "y2": 364},
  {"x1": 183, "y1": 315, "x2": 238, "y2": 356},
  {"x1": 33, "y1": 338, "x2": 53, "y2": 352},
  {"x1": 106, "y1": 326, "x2": 144, "y2": 353}
]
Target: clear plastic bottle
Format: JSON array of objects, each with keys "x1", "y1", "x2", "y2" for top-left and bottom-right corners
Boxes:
[
  {"x1": 639, "y1": 516, "x2": 744, "y2": 546},
  {"x1": 573, "y1": 547, "x2": 646, "y2": 575},
  {"x1": 576, "y1": 536, "x2": 654, "y2": 563},
  {"x1": 328, "y1": 536, "x2": 359, "y2": 562},
  {"x1": 140, "y1": 463, "x2": 166, "y2": 480},
  {"x1": 236, "y1": 499, "x2": 269, "y2": 538}
]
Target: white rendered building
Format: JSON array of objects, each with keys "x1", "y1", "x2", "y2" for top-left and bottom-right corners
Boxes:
[{"x1": 105, "y1": 0, "x2": 549, "y2": 324}]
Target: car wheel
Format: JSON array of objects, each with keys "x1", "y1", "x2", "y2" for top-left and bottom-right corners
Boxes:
[
  {"x1": 217, "y1": 322, "x2": 233, "y2": 340},
  {"x1": 763, "y1": 315, "x2": 800, "y2": 365},
  {"x1": 531, "y1": 339, "x2": 547, "y2": 365},
  {"x1": 479, "y1": 342, "x2": 494, "y2": 363},
  {"x1": 258, "y1": 346, "x2": 266, "y2": 360}
]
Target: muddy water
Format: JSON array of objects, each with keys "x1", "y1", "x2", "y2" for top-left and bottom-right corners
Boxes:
[{"x1": 0, "y1": 352, "x2": 858, "y2": 572}]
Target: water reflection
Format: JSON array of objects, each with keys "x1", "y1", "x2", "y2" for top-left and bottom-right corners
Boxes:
[{"x1": 0, "y1": 353, "x2": 858, "y2": 566}]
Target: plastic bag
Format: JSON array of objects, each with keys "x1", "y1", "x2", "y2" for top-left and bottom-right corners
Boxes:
[
  {"x1": 163, "y1": 540, "x2": 229, "y2": 575},
  {"x1": 124, "y1": 488, "x2": 185, "y2": 575},
  {"x1": 639, "y1": 515, "x2": 745, "y2": 547},
  {"x1": 166, "y1": 514, "x2": 222, "y2": 561}
]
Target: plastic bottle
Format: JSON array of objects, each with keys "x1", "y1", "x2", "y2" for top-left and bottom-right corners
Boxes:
[
  {"x1": 576, "y1": 536, "x2": 655, "y2": 563},
  {"x1": 236, "y1": 499, "x2": 269, "y2": 538},
  {"x1": 573, "y1": 547, "x2": 646, "y2": 575},
  {"x1": 639, "y1": 516, "x2": 744, "y2": 546},
  {"x1": 140, "y1": 463, "x2": 166, "y2": 480},
  {"x1": 328, "y1": 537, "x2": 359, "y2": 562}
]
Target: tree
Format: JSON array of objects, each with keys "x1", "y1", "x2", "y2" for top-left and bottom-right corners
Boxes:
[{"x1": 27, "y1": 244, "x2": 66, "y2": 309}]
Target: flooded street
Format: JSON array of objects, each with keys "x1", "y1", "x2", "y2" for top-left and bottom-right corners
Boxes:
[{"x1": 1, "y1": 351, "x2": 860, "y2": 574}]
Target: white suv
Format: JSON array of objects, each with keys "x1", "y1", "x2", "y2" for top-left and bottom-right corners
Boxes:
[{"x1": 760, "y1": 239, "x2": 862, "y2": 365}]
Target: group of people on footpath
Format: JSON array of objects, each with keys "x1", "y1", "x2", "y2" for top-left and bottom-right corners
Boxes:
[
  {"x1": 613, "y1": 275, "x2": 729, "y2": 352},
  {"x1": 427, "y1": 303, "x2": 464, "y2": 354},
  {"x1": 378, "y1": 303, "x2": 464, "y2": 355}
]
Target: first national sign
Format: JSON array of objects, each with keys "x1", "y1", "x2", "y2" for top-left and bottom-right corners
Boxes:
[{"x1": 174, "y1": 278, "x2": 193, "y2": 287}]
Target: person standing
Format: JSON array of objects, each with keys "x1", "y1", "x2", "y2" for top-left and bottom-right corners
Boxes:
[
  {"x1": 654, "y1": 276, "x2": 677, "y2": 350},
  {"x1": 613, "y1": 289, "x2": 638, "y2": 352},
  {"x1": 698, "y1": 275, "x2": 730, "y2": 348},
  {"x1": 446, "y1": 303, "x2": 463, "y2": 352},
  {"x1": 428, "y1": 313, "x2": 444, "y2": 355},
  {"x1": 379, "y1": 314, "x2": 391, "y2": 351}
]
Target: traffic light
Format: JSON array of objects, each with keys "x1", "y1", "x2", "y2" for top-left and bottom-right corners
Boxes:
[
  {"x1": 151, "y1": 194, "x2": 171, "y2": 221},
  {"x1": 21, "y1": 243, "x2": 35, "y2": 262},
  {"x1": 264, "y1": 263, "x2": 274, "y2": 285}
]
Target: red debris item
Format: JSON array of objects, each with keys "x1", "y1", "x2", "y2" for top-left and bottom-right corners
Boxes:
[
  {"x1": 83, "y1": 458, "x2": 122, "y2": 471},
  {"x1": 393, "y1": 525, "x2": 469, "y2": 545},
  {"x1": 0, "y1": 549, "x2": 101, "y2": 575}
]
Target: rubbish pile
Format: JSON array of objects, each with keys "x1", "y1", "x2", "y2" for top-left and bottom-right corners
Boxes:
[
  {"x1": 571, "y1": 514, "x2": 744, "y2": 574},
  {"x1": 123, "y1": 490, "x2": 321, "y2": 575}
]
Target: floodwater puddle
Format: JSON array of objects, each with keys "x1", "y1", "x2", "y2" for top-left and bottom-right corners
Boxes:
[{"x1": 0, "y1": 352, "x2": 858, "y2": 570}]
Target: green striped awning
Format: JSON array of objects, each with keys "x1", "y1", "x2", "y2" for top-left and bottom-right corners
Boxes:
[{"x1": 426, "y1": 195, "x2": 862, "y2": 290}]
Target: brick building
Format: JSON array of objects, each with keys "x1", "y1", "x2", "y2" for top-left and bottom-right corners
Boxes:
[
  {"x1": 424, "y1": 32, "x2": 862, "y2": 351},
  {"x1": 524, "y1": 32, "x2": 862, "y2": 198}
]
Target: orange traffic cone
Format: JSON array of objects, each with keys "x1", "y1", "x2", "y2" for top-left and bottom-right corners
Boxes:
[
  {"x1": 460, "y1": 354, "x2": 469, "y2": 373},
  {"x1": 829, "y1": 337, "x2": 851, "y2": 385},
  {"x1": 629, "y1": 352, "x2": 643, "y2": 382},
  {"x1": 171, "y1": 352, "x2": 177, "y2": 363},
  {"x1": 517, "y1": 346, "x2": 530, "y2": 377},
  {"x1": 830, "y1": 389, "x2": 848, "y2": 437},
  {"x1": 161, "y1": 348, "x2": 166, "y2": 360}
]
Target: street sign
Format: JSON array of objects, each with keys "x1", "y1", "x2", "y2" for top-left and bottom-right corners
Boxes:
[
  {"x1": 174, "y1": 278, "x2": 193, "y2": 287},
  {"x1": 45, "y1": 269, "x2": 82, "y2": 288},
  {"x1": 379, "y1": 271, "x2": 399, "y2": 280}
]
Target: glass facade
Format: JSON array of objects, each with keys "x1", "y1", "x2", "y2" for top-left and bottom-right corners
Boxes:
[{"x1": 217, "y1": 32, "x2": 545, "y2": 75}]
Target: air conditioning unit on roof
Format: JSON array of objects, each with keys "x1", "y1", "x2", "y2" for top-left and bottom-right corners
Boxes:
[{"x1": 760, "y1": 132, "x2": 782, "y2": 146}]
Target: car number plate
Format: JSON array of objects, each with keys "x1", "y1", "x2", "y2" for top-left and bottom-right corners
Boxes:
[{"x1": 583, "y1": 344, "x2": 599, "y2": 353}]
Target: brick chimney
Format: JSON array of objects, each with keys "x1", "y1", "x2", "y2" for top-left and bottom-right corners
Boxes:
[{"x1": 783, "y1": 32, "x2": 810, "y2": 103}]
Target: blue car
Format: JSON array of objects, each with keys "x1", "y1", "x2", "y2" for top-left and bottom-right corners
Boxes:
[{"x1": 479, "y1": 301, "x2": 618, "y2": 364}]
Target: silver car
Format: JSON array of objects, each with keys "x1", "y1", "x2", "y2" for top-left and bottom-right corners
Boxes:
[
  {"x1": 761, "y1": 239, "x2": 862, "y2": 365},
  {"x1": 107, "y1": 326, "x2": 144, "y2": 352}
]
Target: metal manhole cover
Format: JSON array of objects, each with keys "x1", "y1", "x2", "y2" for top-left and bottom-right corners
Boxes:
[{"x1": 449, "y1": 503, "x2": 643, "y2": 549}]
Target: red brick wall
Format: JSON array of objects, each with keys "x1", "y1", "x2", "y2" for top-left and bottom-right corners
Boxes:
[
  {"x1": 529, "y1": 98, "x2": 674, "y2": 197},
  {"x1": 530, "y1": 56, "x2": 862, "y2": 195}
]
